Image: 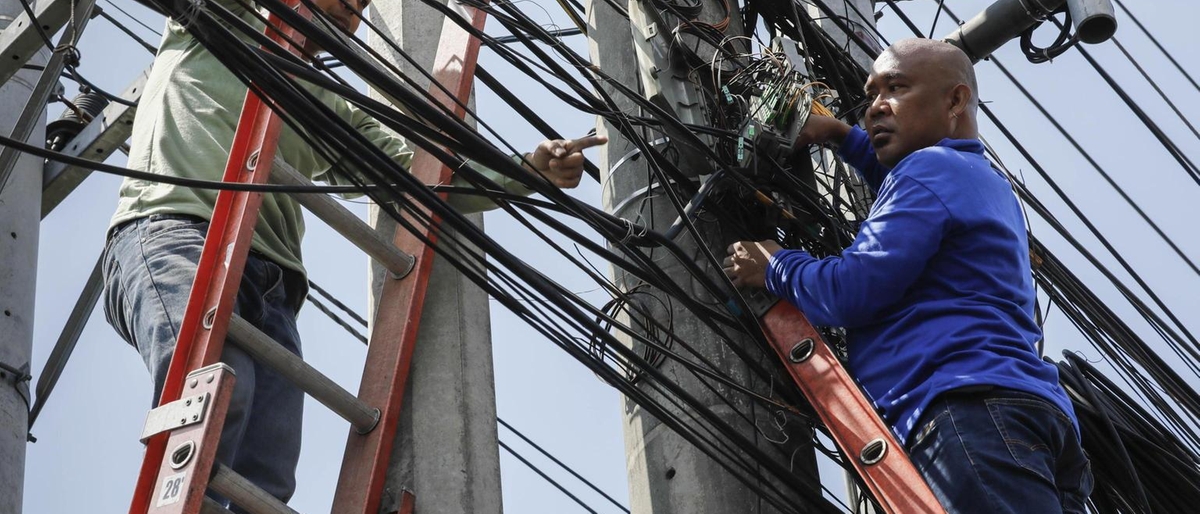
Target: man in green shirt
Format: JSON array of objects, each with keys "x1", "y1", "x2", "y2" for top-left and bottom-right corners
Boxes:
[{"x1": 100, "y1": 0, "x2": 603, "y2": 509}]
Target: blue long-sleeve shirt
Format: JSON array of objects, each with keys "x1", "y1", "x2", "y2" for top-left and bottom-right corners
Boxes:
[{"x1": 765, "y1": 126, "x2": 1077, "y2": 443}]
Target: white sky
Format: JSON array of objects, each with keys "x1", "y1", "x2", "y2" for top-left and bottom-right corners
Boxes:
[{"x1": 19, "y1": 0, "x2": 1200, "y2": 513}]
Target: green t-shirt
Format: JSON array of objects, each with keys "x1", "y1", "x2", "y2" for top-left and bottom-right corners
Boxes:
[{"x1": 112, "y1": 2, "x2": 527, "y2": 275}]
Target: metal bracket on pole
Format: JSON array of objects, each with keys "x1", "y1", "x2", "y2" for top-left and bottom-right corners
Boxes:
[
  {"x1": 1066, "y1": 0, "x2": 1117, "y2": 44},
  {"x1": 0, "y1": 0, "x2": 72, "y2": 86},
  {"x1": 626, "y1": 0, "x2": 712, "y2": 178},
  {"x1": 943, "y1": 0, "x2": 1116, "y2": 62},
  {"x1": 0, "y1": 0, "x2": 95, "y2": 194},
  {"x1": 41, "y1": 67, "x2": 148, "y2": 217},
  {"x1": 28, "y1": 254, "x2": 103, "y2": 436}
]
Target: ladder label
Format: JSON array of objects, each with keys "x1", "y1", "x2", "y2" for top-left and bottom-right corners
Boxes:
[{"x1": 155, "y1": 472, "x2": 186, "y2": 507}]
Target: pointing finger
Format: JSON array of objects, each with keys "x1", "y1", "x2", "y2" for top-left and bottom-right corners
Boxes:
[{"x1": 564, "y1": 134, "x2": 609, "y2": 153}]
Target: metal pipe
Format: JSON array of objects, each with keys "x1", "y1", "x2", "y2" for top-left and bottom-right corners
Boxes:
[
  {"x1": 1066, "y1": 0, "x2": 1117, "y2": 44},
  {"x1": 28, "y1": 255, "x2": 103, "y2": 431},
  {"x1": 200, "y1": 497, "x2": 236, "y2": 514},
  {"x1": 226, "y1": 315, "x2": 380, "y2": 434},
  {"x1": 943, "y1": 0, "x2": 1067, "y2": 62},
  {"x1": 208, "y1": 464, "x2": 299, "y2": 514},
  {"x1": 269, "y1": 158, "x2": 415, "y2": 278}
]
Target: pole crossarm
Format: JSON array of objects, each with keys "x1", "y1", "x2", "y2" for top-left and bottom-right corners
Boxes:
[
  {"x1": 0, "y1": 0, "x2": 95, "y2": 195},
  {"x1": 0, "y1": 0, "x2": 74, "y2": 86},
  {"x1": 41, "y1": 67, "x2": 149, "y2": 217}
]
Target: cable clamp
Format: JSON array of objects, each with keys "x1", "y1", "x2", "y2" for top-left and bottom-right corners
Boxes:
[{"x1": 0, "y1": 359, "x2": 33, "y2": 415}]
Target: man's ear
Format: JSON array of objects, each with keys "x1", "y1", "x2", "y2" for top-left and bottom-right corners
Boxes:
[{"x1": 948, "y1": 83, "x2": 973, "y2": 118}]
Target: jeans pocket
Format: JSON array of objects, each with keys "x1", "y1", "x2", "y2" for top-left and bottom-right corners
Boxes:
[
  {"x1": 259, "y1": 259, "x2": 286, "y2": 305},
  {"x1": 237, "y1": 256, "x2": 287, "y2": 324},
  {"x1": 986, "y1": 397, "x2": 1062, "y2": 484}
]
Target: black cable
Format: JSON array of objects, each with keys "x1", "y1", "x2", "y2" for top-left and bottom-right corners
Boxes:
[
  {"x1": 1052, "y1": 16, "x2": 1200, "y2": 185},
  {"x1": 304, "y1": 293, "x2": 368, "y2": 343},
  {"x1": 498, "y1": 417, "x2": 630, "y2": 513},
  {"x1": 498, "y1": 440, "x2": 601, "y2": 514},
  {"x1": 62, "y1": 67, "x2": 138, "y2": 107},
  {"x1": 90, "y1": 0, "x2": 972, "y2": 510},
  {"x1": 1111, "y1": 0, "x2": 1200, "y2": 95},
  {"x1": 97, "y1": 8, "x2": 159, "y2": 53},
  {"x1": 927, "y1": 0, "x2": 945, "y2": 38},
  {"x1": 103, "y1": 0, "x2": 164, "y2": 36},
  {"x1": 1108, "y1": 36, "x2": 1200, "y2": 142}
]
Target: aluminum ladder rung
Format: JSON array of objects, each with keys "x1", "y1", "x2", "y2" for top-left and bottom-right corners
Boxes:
[
  {"x1": 226, "y1": 315, "x2": 379, "y2": 434},
  {"x1": 199, "y1": 497, "x2": 233, "y2": 514},
  {"x1": 209, "y1": 464, "x2": 298, "y2": 514},
  {"x1": 269, "y1": 159, "x2": 414, "y2": 278}
]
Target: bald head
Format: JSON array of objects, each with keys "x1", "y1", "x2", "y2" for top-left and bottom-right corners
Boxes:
[
  {"x1": 862, "y1": 38, "x2": 980, "y2": 166},
  {"x1": 880, "y1": 38, "x2": 979, "y2": 113}
]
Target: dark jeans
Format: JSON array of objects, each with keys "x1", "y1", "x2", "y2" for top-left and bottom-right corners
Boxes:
[
  {"x1": 906, "y1": 387, "x2": 1093, "y2": 514},
  {"x1": 102, "y1": 214, "x2": 306, "y2": 511}
]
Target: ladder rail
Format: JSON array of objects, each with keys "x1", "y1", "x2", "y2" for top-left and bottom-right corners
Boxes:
[
  {"x1": 330, "y1": 3, "x2": 489, "y2": 512},
  {"x1": 129, "y1": 4, "x2": 311, "y2": 511},
  {"x1": 128, "y1": 1, "x2": 489, "y2": 512},
  {"x1": 759, "y1": 302, "x2": 946, "y2": 514}
]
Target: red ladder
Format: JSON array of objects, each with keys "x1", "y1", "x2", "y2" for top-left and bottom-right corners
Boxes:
[
  {"x1": 759, "y1": 302, "x2": 946, "y2": 514},
  {"x1": 128, "y1": 1, "x2": 488, "y2": 512}
]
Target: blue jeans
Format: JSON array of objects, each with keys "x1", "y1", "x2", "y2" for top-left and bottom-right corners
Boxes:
[
  {"x1": 906, "y1": 387, "x2": 1093, "y2": 514},
  {"x1": 102, "y1": 214, "x2": 305, "y2": 511}
]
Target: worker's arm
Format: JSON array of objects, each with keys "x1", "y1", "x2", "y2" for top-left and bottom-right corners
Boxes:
[
  {"x1": 725, "y1": 161, "x2": 950, "y2": 327},
  {"x1": 315, "y1": 102, "x2": 602, "y2": 213},
  {"x1": 796, "y1": 116, "x2": 888, "y2": 192}
]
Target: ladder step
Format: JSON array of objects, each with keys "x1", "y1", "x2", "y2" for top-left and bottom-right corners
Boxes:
[
  {"x1": 209, "y1": 464, "x2": 299, "y2": 514},
  {"x1": 200, "y1": 497, "x2": 234, "y2": 514},
  {"x1": 269, "y1": 159, "x2": 414, "y2": 278},
  {"x1": 226, "y1": 315, "x2": 379, "y2": 433}
]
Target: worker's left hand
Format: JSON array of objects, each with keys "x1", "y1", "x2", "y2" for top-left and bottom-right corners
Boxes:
[
  {"x1": 724, "y1": 240, "x2": 783, "y2": 288},
  {"x1": 525, "y1": 135, "x2": 609, "y2": 189}
]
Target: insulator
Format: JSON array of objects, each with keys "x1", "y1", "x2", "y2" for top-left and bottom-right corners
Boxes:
[{"x1": 46, "y1": 90, "x2": 111, "y2": 151}]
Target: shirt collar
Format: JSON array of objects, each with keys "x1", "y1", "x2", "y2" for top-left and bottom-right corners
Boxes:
[{"x1": 935, "y1": 137, "x2": 986, "y2": 155}]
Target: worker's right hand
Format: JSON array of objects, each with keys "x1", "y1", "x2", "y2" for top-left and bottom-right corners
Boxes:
[
  {"x1": 795, "y1": 114, "x2": 852, "y2": 148},
  {"x1": 523, "y1": 135, "x2": 609, "y2": 189}
]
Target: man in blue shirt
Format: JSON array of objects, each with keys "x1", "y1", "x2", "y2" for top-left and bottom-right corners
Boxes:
[{"x1": 723, "y1": 39, "x2": 1091, "y2": 512}]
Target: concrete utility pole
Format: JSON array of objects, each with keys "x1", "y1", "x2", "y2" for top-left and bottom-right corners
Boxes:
[
  {"x1": 808, "y1": 0, "x2": 879, "y2": 70},
  {"x1": 366, "y1": 1, "x2": 503, "y2": 513},
  {"x1": 588, "y1": 1, "x2": 829, "y2": 512},
  {"x1": 0, "y1": 0, "x2": 46, "y2": 511}
]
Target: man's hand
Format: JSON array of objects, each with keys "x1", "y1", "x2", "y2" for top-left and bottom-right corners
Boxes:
[
  {"x1": 723, "y1": 240, "x2": 784, "y2": 288},
  {"x1": 524, "y1": 135, "x2": 609, "y2": 189},
  {"x1": 795, "y1": 114, "x2": 852, "y2": 148}
]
